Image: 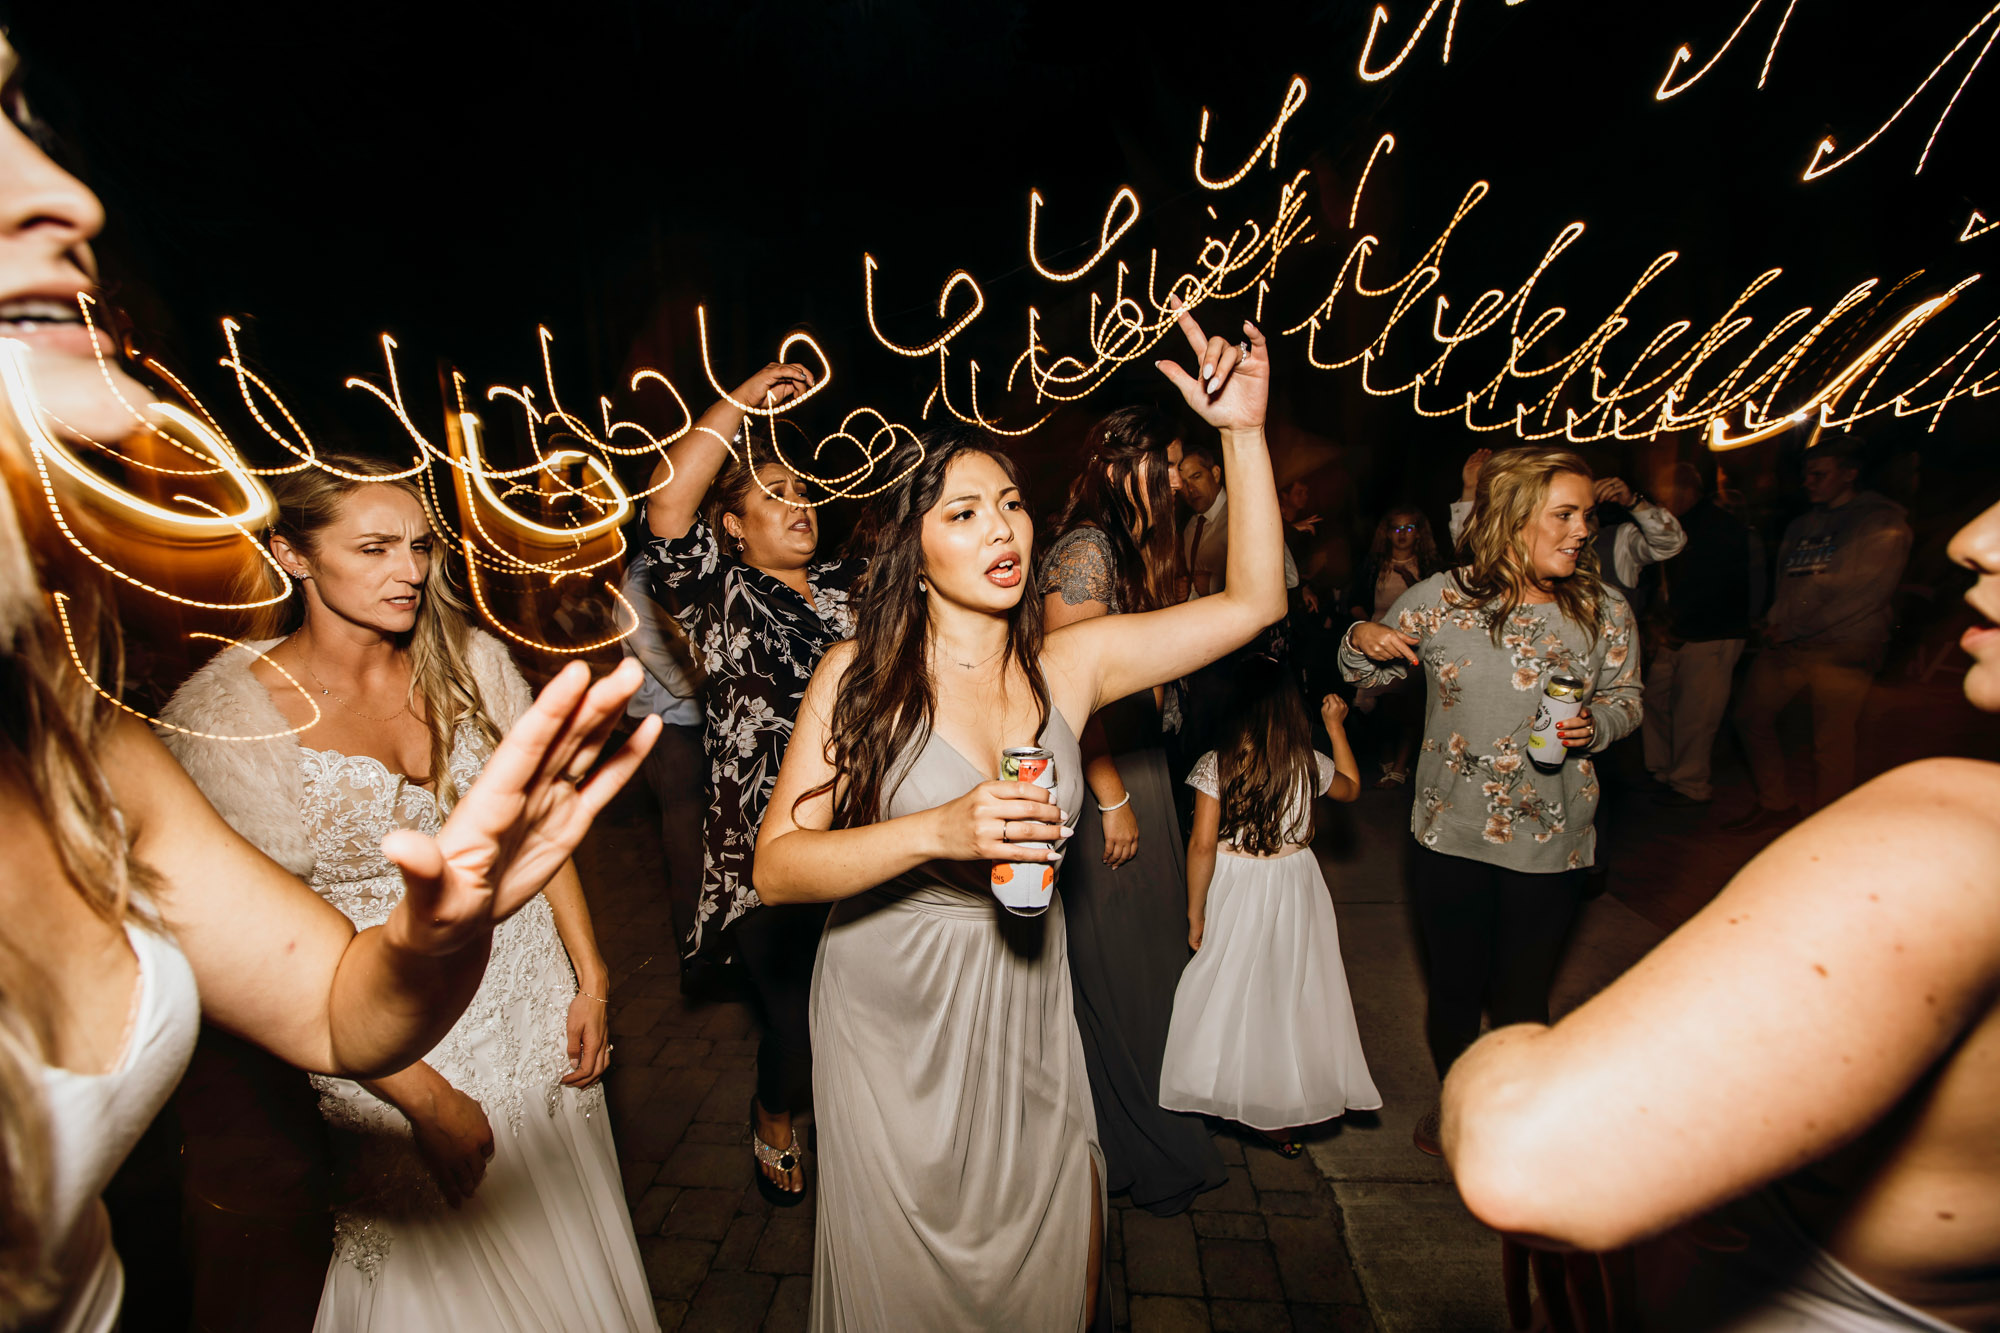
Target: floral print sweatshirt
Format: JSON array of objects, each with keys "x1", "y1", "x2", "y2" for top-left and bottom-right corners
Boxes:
[{"x1": 1338, "y1": 571, "x2": 1642, "y2": 872}]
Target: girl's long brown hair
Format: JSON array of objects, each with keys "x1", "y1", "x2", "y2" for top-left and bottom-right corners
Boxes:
[
  {"x1": 1050, "y1": 406, "x2": 1180, "y2": 613},
  {"x1": 1453, "y1": 446, "x2": 1603, "y2": 645},
  {"x1": 242, "y1": 456, "x2": 497, "y2": 808},
  {"x1": 1216, "y1": 656, "x2": 1317, "y2": 855},
  {"x1": 811, "y1": 426, "x2": 1049, "y2": 828}
]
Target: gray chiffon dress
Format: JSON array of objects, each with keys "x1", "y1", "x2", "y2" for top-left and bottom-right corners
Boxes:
[
  {"x1": 1041, "y1": 529, "x2": 1227, "y2": 1214},
  {"x1": 808, "y1": 709, "x2": 1104, "y2": 1332}
]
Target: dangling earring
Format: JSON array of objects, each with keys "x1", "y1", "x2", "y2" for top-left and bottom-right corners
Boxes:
[{"x1": 916, "y1": 576, "x2": 928, "y2": 594}]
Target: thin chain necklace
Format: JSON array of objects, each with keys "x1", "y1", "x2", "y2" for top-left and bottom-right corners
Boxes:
[
  {"x1": 947, "y1": 641, "x2": 1007, "y2": 671},
  {"x1": 296, "y1": 635, "x2": 413, "y2": 723}
]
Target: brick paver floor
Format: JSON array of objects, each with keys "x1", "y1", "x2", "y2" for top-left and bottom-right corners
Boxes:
[{"x1": 577, "y1": 779, "x2": 1379, "y2": 1332}]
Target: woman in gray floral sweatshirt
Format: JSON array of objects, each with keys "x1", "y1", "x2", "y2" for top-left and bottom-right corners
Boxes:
[{"x1": 1340, "y1": 446, "x2": 1642, "y2": 1155}]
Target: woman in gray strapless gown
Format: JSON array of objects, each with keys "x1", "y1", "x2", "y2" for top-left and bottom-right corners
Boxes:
[
  {"x1": 755, "y1": 307, "x2": 1288, "y2": 1331},
  {"x1": 811, "y1": 712, "x2": 1100, "y2": 1329}
]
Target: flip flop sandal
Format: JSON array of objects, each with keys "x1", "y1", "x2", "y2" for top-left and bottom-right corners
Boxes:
[{"x1": 750, "y1": 1100, "x2": 807, "y2": 1207}]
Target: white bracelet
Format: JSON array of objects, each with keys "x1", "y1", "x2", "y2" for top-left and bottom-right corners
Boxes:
[{"x1": 1096, "y1": 792, "x2": 1133, "y2": 812}]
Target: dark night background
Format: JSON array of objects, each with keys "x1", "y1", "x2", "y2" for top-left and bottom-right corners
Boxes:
[
  {"x1": 5, "y1": 0, "x2": 1996, "y2": 623},
  {"x1": 13, "y1": 1, "x2": 1997, "y2": 514}
]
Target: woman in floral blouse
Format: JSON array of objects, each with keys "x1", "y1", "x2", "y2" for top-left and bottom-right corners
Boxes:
[
  {"x1": 641, "y1": 362, "x2": 864, "y2": 1204},
  {"x1": 1339, "y1": 446, "x2": 1641, "y2": 1157}
]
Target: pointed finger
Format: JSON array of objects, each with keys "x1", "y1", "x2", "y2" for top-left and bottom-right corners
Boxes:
[{"x1": 1171, "y1": 298, "x2": 1211, "y2": 362}]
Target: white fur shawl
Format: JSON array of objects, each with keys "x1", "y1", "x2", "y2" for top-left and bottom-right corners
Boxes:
[{"x1": 157, "y1": 631, "x2": 534, "y2": 879}]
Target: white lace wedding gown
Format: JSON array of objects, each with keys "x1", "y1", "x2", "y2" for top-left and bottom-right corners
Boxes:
[{"x1": 301, "y1": 726, "x2": 658, "y2": 1332}]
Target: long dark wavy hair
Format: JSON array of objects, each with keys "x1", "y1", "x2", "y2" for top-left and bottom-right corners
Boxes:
[
  {"x1": 1050, "y1": 406, "x2": 1180, "y2": 613},
  {"x1": 1454, "y1": 445, "x2": 1604, "y2": 646},
  {"x1": 812, "y1": 425, "x2": 1050, "y2": 828},
  {"x1": 1215, "y1": 656, "x2": 1318, "y2": 856}
]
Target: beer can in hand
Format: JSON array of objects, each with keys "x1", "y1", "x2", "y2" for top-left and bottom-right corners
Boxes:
[
  {"x1": 992, "y1": 746, "x2": 1058, "y2": 917},
  {"x1": 1526, "y1": 673, "x2": 1588, "y2": 772}
]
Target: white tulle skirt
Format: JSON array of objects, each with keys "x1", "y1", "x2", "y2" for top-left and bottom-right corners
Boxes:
[{"x1": 1159, "y1": 846, "x2": 1381, "y2": 1131}]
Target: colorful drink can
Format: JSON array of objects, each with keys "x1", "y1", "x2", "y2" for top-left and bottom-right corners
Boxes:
[
  {"x1": 992, "y1": 746, "x2": 1058, "y2": 916},
  {"x1": 1526, "y1": 673, "x2": 1588, "y2": 771}
]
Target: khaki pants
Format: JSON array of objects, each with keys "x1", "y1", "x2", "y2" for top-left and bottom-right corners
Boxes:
[
  {"x1": 1641, "y1": 638, "x2": 1744, "y2": 801},
  {"x1": 1732, "y1": 642, "x2": 1883, "y2": 813}
]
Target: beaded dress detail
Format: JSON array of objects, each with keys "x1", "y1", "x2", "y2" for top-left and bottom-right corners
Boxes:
[{"x1": 301, "y1": 726, "x2": 610, "y2": 1280}]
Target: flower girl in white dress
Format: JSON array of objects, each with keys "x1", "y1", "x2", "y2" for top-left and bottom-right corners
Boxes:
[
  {"x1": 161, "y1": 458, "x2": 657, "y2": 1332},
  {"x1": 1159, "y1": 660, "x2": 1381, "y2": 1154}
]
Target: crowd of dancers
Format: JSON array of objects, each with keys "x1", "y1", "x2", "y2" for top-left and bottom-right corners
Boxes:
[{"x1": 6, "y1": 24, "x2": 2000, "y2": 1333}]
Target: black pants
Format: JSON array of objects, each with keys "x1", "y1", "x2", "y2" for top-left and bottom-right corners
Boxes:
[
  {"x1": 1410, "y1": 846, "x2": 1584, "y2": 1078},
  {"x1": 730, "y1": 902, "x2": 825, "y2": 1114}
]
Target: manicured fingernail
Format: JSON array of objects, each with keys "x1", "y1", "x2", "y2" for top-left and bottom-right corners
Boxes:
[
  {"x1": 1205, "y1": 376, "x2": 1217, "y2": 392},
  {"x1": 1202, "y1": 362, "x2": 1214, "y2": 378}
]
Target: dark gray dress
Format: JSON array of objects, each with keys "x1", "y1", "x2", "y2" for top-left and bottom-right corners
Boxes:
[{"x1": 1041, "y1": 528, "x2": 1227, "y2": 1215}]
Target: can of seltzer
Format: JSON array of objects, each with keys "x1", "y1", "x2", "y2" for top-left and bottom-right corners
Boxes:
[
  {"x1": 1527, "y1": 673, "x2": 1589, "y2": 771},
  {"x1": 992, "y1": 746, "x2": 1059, "y2": 916}
]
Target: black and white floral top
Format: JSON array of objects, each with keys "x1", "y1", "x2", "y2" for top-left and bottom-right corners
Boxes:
[
  {"x1": 1338, "y1": 571, "x2": 1642, "y2": 872},
  {"x1": 642, "y1": 517, "x2": 865, "y2": 955}
]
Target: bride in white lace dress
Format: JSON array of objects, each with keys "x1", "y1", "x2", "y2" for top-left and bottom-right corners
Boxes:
[{"x1": 161, "y1": 459, "x2": 658, "y2": 1332}]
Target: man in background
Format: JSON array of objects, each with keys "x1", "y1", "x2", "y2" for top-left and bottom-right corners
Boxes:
[
  {"x1": 1725, "y1": 435, "x2": 1912, "y2": 831},
  {"x1": 1644, "y1": 462, "x2": 1764, "y2": 806}
]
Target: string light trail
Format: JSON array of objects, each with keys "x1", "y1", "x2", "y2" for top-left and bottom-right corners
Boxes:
[
  {"x1": 1655, "y1": 1, "x2": 2000, "y2": 182},
  {"x1": 1356, "y1": 0, "x2": 1528, "y2": 82}
]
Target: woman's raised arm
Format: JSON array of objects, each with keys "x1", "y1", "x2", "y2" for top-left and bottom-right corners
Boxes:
[
  {"x1": 1046, "y1": 308, "x2": 1287, "y2": 714},
  {"x1": 122, "y1": 659, "x2": 656, "y2": 1080},
  {"x1": 754, "y1": 643, "x2": 1067, "y2": 903},
  {"x1": 645, "y1": 363, "x2": 816, "y2": 542}
]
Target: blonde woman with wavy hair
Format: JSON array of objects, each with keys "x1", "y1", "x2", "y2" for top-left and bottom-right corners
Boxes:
[
  {"x1": 0, "y1": 36, "x2": 652, "y2": 1332},
  {"x1": 1340, "y1": 445, "x2": 1642, "y2": 1157},
  {"x1": 160, "y1": 457, "x2": 659, "y2": 1332}
]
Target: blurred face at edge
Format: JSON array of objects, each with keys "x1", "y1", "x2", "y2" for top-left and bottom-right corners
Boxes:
[
  {"x1": 1948, "y1": 497, "x2": 2000, "y2": 713},
  {"x1": 0, "y1": 37, "x2": 149, "y2": 444}
]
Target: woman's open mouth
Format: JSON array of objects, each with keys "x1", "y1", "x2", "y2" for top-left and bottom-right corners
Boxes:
[
  {"x1": 986, "y1": 554, "x2": 1021, "y2": 588},
  {"x1": 0, "y1": 296, "x2": 104, "y2": 359}
]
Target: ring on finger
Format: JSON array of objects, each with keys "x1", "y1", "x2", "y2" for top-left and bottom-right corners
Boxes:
[{"x1": 1237, "y1": 338, "x2": 1252, "y2": 358}]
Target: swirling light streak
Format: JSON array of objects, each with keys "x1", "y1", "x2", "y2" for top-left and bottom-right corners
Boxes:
[
  {"x1": 1357, "y1": 0, "x2": 1527, "y2": 82},
  {"x1": 1350, "y1": 133, "x2": 1395, "y2": 229},
  {"x1": 1651, "y1": 1, "x2": 2000, "y2": 182},
  {"x1": 1028, "y1": 187, "x2": 1141, "y2": 283},
  {"x1": 1194, "y1": 76, "x2": 1308, "y2": 189},
  {"x1": 1266, "y1": 136, "x2": 1996, "y2": 450},
  {"x1": 50, "y1": 600, "x2": 322, "y2": 739},
  {"x1": 1804, "y1": 5, "x2": 2000, "y2": 179},
  {"x1": 1963, "y1": 211, "x2": 1999, "y2": 242}
]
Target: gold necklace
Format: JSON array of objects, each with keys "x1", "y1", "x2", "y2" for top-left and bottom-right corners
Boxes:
[{"x1": 295, "y1": 641, "x2": 413, "y2": 723}]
